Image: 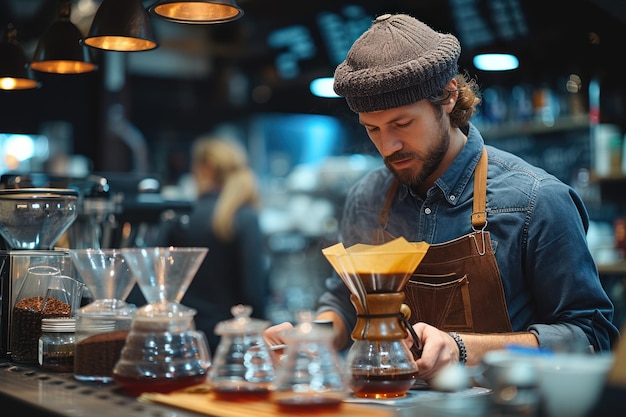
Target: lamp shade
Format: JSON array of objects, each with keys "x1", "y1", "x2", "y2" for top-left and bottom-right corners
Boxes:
[
  {"x1": 149, "y1": 0, "x2": 244, "y2": 24},
  {"x1": 0, "y1": 24, "x2": 40, "y2": 90},
  {"x1": 84, "y1": 0, "x2": 158, "y2": 52},
  {"x1": 30, "y1": 0, "x2": 97, "y2": 74}
]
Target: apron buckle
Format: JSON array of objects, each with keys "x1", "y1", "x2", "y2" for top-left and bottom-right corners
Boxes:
[{"x1": 471, "y1": 221, "x2": 488, "y2": 256}]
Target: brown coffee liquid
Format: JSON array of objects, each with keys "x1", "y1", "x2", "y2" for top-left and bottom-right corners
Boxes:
[
  {"x1": 275, "y1": 396, "x2": 343, "y2": 413},
  {"x1": 113, "y1": 373, "x2": 207, "y2": 396},
  {"x1": 213, "y1": 386, "x2": 272, "y2": 402},
  {"x1": 350, "y1": 371, "x2": 418, "y2": 399}
]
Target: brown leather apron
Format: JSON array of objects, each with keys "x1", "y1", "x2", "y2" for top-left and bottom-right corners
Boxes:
[{"x1": 373, "y1": 148, "x2": 512, "y2": 333}]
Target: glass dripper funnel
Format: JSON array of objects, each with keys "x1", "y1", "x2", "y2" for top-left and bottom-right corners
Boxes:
[
  {"x1": 69, "y1": 249, "x2": 138, "y2": 382},
  {"x1": 120, "y1": 246, "x2": 208, "y2": 308},
  {"x1": 69, "y1": 248, "x2": 137, "y2": 307},
  {"x1": 323, "y1": 237, "x2": 430, "y2": 399},
  {"x1": 112, "y1": 247, "x2": 210, "y2": 395},
  {"x1": 0, "y1": 188, "x2": 78, "y2": 250}
]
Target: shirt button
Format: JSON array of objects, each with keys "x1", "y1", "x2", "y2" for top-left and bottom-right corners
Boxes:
[
  {"x1": 424, "y1": 208, "x2": 432, "y2": 214},
  {"x1": 450, "y1": 195, "x2": 456, "y2": 201}
]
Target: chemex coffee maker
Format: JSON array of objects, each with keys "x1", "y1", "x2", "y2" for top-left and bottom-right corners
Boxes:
[
  {"x1": 0, "y1": 188, "x2": 79, "y2": 359},
  {"x1": 323, "y1": 237, "x2": 429, "y2": 399}
]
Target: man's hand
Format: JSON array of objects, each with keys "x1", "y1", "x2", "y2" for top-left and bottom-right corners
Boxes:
[
  {"x1": 263, "y1": 322, "x2": 294, "y2": 364},
  {"x1": 411, "y1": 322, "x2": 462, "y2": 381}
]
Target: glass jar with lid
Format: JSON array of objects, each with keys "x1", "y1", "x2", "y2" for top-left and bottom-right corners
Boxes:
[{"x1": 38, "y1": 317, "x2": 76, "y2": 372}]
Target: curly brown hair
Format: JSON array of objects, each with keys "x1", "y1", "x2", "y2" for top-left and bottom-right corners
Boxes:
[{"x1": 429, "y1": 72, "x2": 482, "y2": 128}]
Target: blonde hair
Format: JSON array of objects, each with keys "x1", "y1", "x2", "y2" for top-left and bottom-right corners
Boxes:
[{"x1": 191, "y1": 137, "x2": 260, "y2": 241}]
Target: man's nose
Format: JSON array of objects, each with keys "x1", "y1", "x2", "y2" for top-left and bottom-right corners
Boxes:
[{"x1": 379, "y1": 133, "x2": 403, "y2": 157}]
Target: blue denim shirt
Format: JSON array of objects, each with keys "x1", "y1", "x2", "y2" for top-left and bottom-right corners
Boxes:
[{"x1": 318, "y1": 123, "x2": 619, "y2": 353}]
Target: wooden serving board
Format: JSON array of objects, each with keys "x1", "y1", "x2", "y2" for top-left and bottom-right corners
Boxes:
[{"x1": 138, "y1": 391, "x2": 394, "y2": 417}]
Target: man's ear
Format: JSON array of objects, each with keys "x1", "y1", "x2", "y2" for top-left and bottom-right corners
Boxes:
[
  {"x1": 446, "y1": 78, "x2": 458, "y2": 92},
  {"x1": 443, "y1": 79, "x2": 459, "y2": 112}
]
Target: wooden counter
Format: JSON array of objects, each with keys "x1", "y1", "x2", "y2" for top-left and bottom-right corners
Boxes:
[{"x1": 0, "y1": 359, "x2": 491, "y2": 417}]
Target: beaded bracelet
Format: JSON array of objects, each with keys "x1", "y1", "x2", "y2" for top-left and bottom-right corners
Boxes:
[{"x1": 448, "y1": 332, "x2": 467, "y2": 365}]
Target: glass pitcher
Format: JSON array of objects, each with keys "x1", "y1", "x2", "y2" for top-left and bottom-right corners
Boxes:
[
  {"x1": 272, "y1": 310, "x2": 347, "y2": 412},
  {"x1": 112, "y1": 303, "x2": 211, "y2": 396},
  {"x1": 343, "y1": 292, "x2": 419, "y2": 399},
  {"x1": 209, "y1": 304, "x2": 275, "y2": 401}
]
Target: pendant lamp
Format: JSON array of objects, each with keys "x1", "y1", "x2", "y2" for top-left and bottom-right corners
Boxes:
[
  {"x1": 30, "y1": 0, "x2": 97, "y2": 74},
  {"x1": 0, "y1": 24, "x2": 40, "y2": 90},
  {"x1": 149, "y1": 0, "x2": 244, "y2": 24},
  {"x1": 83, "y1": 0, "x2": 158, "y2": 52}
]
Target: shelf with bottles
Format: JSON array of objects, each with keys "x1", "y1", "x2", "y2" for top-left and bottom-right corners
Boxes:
[
  {"x1": 473, "y1": 76, "x2": 590, "y2": 141},
  {"x1": 478, "y1": 114, "x2": 589, "y2": 141},
  {"x1": 591, "y1": 172, "x2": 626, "y2": 183},
  {"x1": 597, "y1": 260, "x2": 626, "y2": 275},
  {"x1": 594, "y1": 182, "x2": 626, "y2": 208}
]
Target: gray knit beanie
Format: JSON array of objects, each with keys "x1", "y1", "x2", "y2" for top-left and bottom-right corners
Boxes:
[{"x1": 333, "y1": 13, "x2": 461, "y2": 113}]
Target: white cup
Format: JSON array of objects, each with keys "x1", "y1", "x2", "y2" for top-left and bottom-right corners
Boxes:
[
  {"x1": 536, "y1": 352, "x2": 614, "y2": 417},
  {"x1": 474, "y1": 348, "x2": 546, "y2": 416},
  {"x1": 475, "y1": 348, "x2": 546, "y2": 389}
]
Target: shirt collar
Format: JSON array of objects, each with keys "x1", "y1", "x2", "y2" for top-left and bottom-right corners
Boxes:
[{"x1": 398, "y1": 123, "x2": 485, "y2": 204}]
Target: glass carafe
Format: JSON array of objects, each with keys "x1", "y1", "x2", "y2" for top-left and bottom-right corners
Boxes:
[
  {"x1": 112, "y1": 246, "x2": 210, "y2": 396},
  {"x1": 344, "y1": 292, "x2": 419, "y2": 399},
  {"x1": 112, "y1": 302, "x2": 211, "y2": 396},
  {"x1": 210, "y1": 304, "x2": 275, "y2": 401},
  {"x1": 272, "y1": 310, "x2": 347, "y2": 412}
]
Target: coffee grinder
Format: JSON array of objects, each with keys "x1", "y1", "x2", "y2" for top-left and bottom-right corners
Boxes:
[
  {"x1": 0, "y1": 173, "x2": 120, "y2": 249},
  {"x1": 0, "y1": 188, "x2": 79, "y2": 359}
]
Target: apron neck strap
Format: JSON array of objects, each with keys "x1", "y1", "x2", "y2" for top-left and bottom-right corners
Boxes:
[
  {"x1": 378, "y1": 178, "x2": 400, "y2": 232},
  {"x1": 471, "y1": 147, "x2": 488, "y2": 230}
]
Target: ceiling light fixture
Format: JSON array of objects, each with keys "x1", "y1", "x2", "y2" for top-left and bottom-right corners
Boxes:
[
  {"x1": 30, "y1": 0, "x2": 97, "y2": 74},
  {"x1": 473, "y1": 53, "x2": 519, "y2": 71},
  {"x1": 83, "y1": 0, "x2": 158, "y2": 52},
  {"x1": 149, "y1": 0, "x2": 244, "y2": 24},
  {"x1": 0, "y1": 24, "x2": 40, "y2": 91}
]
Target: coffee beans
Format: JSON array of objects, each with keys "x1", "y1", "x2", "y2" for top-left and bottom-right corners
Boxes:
[
  {"x1": 74, "y1": 330, "x2": 130, "y2": 380},
  {"x1": 11, "y1": 296, "x2": 71, "y2": 363}
]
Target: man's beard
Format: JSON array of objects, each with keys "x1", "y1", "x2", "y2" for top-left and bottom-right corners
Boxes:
[{"x1": 383, "y1": 129, "x2": 450, "y2": 188}]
